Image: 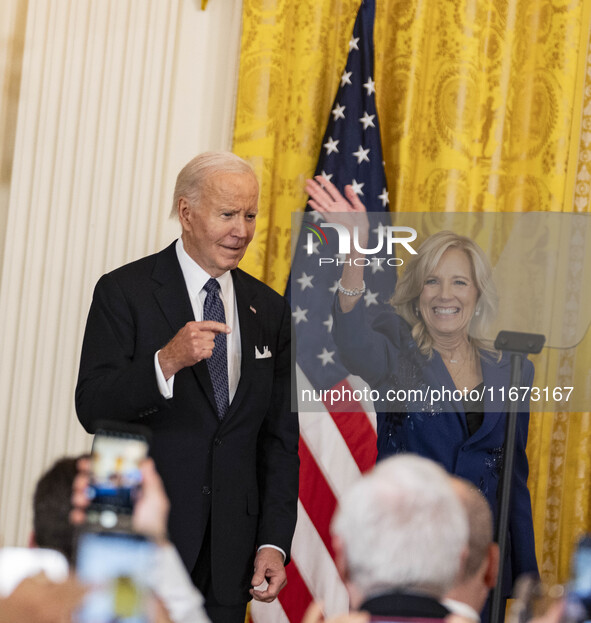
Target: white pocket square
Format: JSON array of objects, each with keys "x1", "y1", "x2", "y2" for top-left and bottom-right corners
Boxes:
[{"x1": 255, "y1": 345, "x2": 272, "y2": 359}]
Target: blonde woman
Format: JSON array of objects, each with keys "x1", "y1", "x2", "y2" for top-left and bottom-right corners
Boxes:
[{"x1": 306, "y1": 176, "x2": 537, "y2": 608}]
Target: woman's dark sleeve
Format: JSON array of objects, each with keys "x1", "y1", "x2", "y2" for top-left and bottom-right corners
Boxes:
[{"x1": 332, "y1": 297, "x2": 405, "y2": 388}]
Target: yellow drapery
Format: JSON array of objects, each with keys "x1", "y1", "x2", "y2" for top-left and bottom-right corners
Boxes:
[{"x1": 233, "y1": 0, "x2": 591, "y2": 587}]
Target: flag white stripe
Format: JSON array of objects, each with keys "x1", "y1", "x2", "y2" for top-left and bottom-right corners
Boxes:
[
  {"x1": 346, "y1": 374, "x2": 377, "y2": 432},
  {"x1": 297, "y1": 366, "x2": 364, "y2": 498},
  {"x1": 299, "y1": 410, "x2": 363, "y2": 499},
  {"x1": 250, "y1": 595, "x2": 290, "y2": 623},
  {"x1": 291, "y1": 501, "x2": 350, "y2": 617}
]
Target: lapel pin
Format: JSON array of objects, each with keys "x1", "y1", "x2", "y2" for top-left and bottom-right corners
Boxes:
[{"x1": 250, "y1": 305, "x2": 257, "y2": 314}]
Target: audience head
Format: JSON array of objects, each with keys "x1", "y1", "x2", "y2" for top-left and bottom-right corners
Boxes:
[
  {"x1": 32, "y1": 456, "x2": 83, "y2": 564},
  {"x1": 331, "y1": 454, "x2": 469, "y2": 604},
  {"x1": 446, "y1": 477, "x2": 499, "y2": 612}
]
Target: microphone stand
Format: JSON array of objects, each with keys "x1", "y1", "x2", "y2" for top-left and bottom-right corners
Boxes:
[{"x1": 490, "y1": 331, "x2": 545, "y2": 623}]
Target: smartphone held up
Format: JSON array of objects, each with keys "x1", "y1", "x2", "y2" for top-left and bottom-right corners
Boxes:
[
  {"x1": 87, "y1": 422, "x2": 151, "y2": 529},
  {"x1": 73, "y1": 422, "x2": 157, "y2": 622},
  {"x1": 74, "y1": 530, "x2": 157, "y2": 623}
]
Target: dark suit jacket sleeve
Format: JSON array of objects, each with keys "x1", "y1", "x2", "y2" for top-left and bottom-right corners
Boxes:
[
  {"x1": 254, "y1": 298, "x2": 299, "y2": 560},
  {"x1": 76, "y1": 272, "x2": 169, "y2": 431},
  {"x1": 332, "y1": 297, "x2": 408, "y2": 388}
]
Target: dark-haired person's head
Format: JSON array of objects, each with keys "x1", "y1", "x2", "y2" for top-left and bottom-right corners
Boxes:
[{"x1": 32, "y1": 456, "x2": 84, "y2": 564}]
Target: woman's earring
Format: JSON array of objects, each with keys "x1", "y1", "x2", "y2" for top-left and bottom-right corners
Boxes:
[{"x1": 475, "y1": 306, "x2": 481, "y2": 316}]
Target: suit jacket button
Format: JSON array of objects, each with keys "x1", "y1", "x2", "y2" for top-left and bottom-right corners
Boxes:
[
  {"x1": 201, "y1": 486, "x2": 211, "y2": 495},
  {"x1": 214, "y1": 438, "x2": 222, "y2": 446}
]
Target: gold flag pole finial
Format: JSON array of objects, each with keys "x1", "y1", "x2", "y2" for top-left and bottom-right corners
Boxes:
[{"x1": 201, "y1": 0, "x2": 209, "y2": 9}]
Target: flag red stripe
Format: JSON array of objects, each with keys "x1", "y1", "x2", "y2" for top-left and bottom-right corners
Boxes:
[
  {"x1": 278, "y1": 560, "x2": 315, "y2": 623},
  {"x1": 323, "y1": 379, "x2": 377, "y2": 473},
  {"x1": 331, "y1": 410, "x2": 377, "y2": 473},
  {"x1": 297, "y1": 438, "x2": 338, "y2": 558}
]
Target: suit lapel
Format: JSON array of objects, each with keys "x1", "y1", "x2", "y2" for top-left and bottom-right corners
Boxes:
[
  {"x1": 151, "y1": 242, "x2": 218, "y2": 415},
  {"x1": 152, "y1": 243, "x2": 194, "y2": 331}
]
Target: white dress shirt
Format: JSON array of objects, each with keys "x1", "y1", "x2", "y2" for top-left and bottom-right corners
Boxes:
[
  {"x1": 442, "y1": 598, "x2": 481, "y2": 623},
  {"x1": 151, "y1": 544, "x2": 210, "y2": 623},
  {"x1": 154, "y1": 238, "x2": 241, "y2": 400}
]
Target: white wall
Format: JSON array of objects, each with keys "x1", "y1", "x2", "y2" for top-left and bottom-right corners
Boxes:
[{"x1": 0, "y1": 0, "x2": 243, "y2": 547}]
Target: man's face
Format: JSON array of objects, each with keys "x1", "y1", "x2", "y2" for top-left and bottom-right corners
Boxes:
[{"x1": 180, "y1": 171, "x2": 259, "y2": 277}]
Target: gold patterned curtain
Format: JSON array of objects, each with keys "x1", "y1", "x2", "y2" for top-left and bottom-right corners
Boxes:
[{"x1": 233, "y1": 0, "x2": 591, "y2": 586}]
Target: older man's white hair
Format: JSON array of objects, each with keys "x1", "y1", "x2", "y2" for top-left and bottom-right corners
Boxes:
[
  {"x1": 331, "y1": 454, "x2": 469, "y2": 599},
  {"x1": 170, "y1": 151, "x2": 256, "y2": 217}
]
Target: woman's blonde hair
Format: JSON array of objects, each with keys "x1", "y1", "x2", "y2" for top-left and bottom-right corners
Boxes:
[{"x1": 390, "y1": 231, "x2": 498, "y2": 358}]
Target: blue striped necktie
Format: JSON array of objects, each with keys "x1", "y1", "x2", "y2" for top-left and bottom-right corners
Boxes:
[{"x1": 203, "y1": 278, "x2": 229, "y2": 420}]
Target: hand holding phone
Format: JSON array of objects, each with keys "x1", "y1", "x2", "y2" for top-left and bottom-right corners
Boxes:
[{"x1": 72, "y1": 456, "x2": 169, "y2": 543}]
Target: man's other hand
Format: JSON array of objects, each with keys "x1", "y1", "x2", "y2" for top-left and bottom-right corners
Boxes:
[
  {"x1": 158, "y1": 321, "x2": 230, "y2": 379},
  {"x1": 249, "y1": 547, "x2": 287, "y2": 603},
  {"x1": 129, "y1": 458, "x2": 170, "y2": 542}
]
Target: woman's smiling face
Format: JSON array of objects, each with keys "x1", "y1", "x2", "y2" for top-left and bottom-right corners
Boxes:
[{"x1": 418, "y1": 247, "x2": 479, "y2": 342}]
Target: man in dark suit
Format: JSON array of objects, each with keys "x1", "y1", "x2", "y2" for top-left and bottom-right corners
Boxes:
[{"x1": 76, "y1": 152, "x2": 299, "y2": 623}]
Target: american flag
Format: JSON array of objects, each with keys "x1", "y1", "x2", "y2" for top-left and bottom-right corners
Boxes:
[{"x1": 251, "y1": 1, "x2": 394, "y2": 621}]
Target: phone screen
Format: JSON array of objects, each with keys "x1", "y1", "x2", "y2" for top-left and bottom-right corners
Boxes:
[
  {"x1": 565, "y1": 536, "x2": 591, "y2": 623},
  {"x1": 89, "y1": 425, "x2": 150, "y2": 521},
  {"x1": 74, "y1": 531, "x2": 156, "y2": 623}
]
